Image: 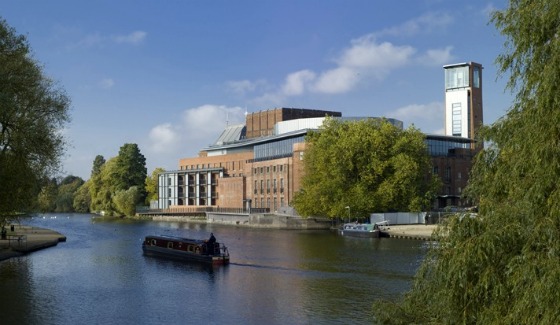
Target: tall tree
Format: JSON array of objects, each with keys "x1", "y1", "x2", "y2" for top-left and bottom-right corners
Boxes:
[
  {"x1": 115, "y1": 143, "x2": 147, "y2": 198},
  {"x1": 0, "y1": 18, "x2": 70, "y2": 223},
  {"x1": 293, "y1": 118, "x2": 438, "y2": 219},
  {"x1": 373, "y1": 1, "x2": 560, "y2": 323},
  {"x1": 88, "y1": 155, "x2": 106, "y2": 213}
]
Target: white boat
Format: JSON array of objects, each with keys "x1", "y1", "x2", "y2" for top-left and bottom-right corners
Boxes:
[{"x1": 340, "y1": 223, "x2": 381, "y2": 238}]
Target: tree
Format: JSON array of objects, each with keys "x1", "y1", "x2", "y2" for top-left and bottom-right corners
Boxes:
[
  {"x1": 37, "y1": 179, "x2": 58, "y2": 213},
  {"x1": 114, "y1": 143, "x2": 147, "y2": 200},
  {"x1": 56, "y1": 175, "x2": 84, "y2": 212},
  {"x1": 73, "y1": 180, "x2": 91, "y2": 213},
  {"x1": 293, "y1": 118, "x2": 437, "y2": 219},
  {"x1": 0, "y1": 18, "x2": 70, "y2": 223},
  {"x1": 113, "y1": 186, "x2": 141, "y2": 217},
  {"x1": 89, "y1": 155, "x2": 106, "y2": 213},
  {"x1": 373, "y1": 1, "x2": 560, "y2": 323},
  {"x1": 145, "y1": 167, "x2": 165, "y2": 205},
  {"x1": 86, "y1": 145, "x2": 147, "y2": 216}
]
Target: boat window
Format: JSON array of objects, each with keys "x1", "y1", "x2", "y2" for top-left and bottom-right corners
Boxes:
[
  {"x1": 151, "y1": 240, "x2": 156, "y2": 246},
  {"x1": 188, "y1": 245, "x2": 194, "y2": 252},
  {"x1": 167, "y1": 242, "x2": 173, "y2": 248}
]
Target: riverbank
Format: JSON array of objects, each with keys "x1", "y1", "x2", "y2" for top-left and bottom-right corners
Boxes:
[
  {"x1": 380, "y1": 224, "x2": 438, "y2": 240},
  {"x1": 0, "y1": 225, "x2": 66, "y2": 261}
]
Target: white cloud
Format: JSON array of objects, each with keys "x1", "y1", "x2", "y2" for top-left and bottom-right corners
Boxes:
[
  {"x1": 282, "y1": 70, "x2": 316, "y2": 96},
  {"x1": 99, "y1": 78, "x2": 115, "y2": 89},
  {"x1": 338, "y1": 35, "x2": 415, "y2": 71},
  {"x1": 113, "y1": 31, "x2": 147, "y2": 45},
  {"x1": 419, "y1": 46, "x2": 455, "y2": 66},
  {"x1": 148, "y1": 123, "x2": 179, "y2": 154},
  {"x1": 313, "y1": 67, "x2": 359, "y2": 94},
  {"x1": 226, "y1": 79, "x2": 268, "y2": 96},
  {"x1": 145, "y1": 105, "x2": 245, "y2": 170},
  {"x1": 388, "y1": 102, "x2": 445, "y2": 134}
]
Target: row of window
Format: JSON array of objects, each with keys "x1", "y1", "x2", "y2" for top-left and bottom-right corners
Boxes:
[
  {"x1": 253, "y1": 197, "x2": 285, "y2": 210},
  {"x1": 253, "y1": 164, "x2": 285, "y2": 175},
  {"x1": 254, "y1": 178, "x2": 284, "y2": 191},
  {"x1": 181, "y1": 160, "x2": 244, "y2": 171}
]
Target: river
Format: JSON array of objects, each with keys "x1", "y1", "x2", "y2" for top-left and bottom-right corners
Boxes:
[{"x1": 0, "y1": 213, "x2": 429, "y2": 324}]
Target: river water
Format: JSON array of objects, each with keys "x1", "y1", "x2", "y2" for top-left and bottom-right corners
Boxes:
[{"x1": 0, "y1": 213, "x2": 428, "y2": 324}]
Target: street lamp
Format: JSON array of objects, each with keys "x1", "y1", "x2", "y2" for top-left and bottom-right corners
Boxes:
[{"x1": 345, "y1": 206, "x2": 350, "y2": 223}]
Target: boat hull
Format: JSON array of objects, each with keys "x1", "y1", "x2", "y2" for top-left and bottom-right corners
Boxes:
[{"x1": 340, "y1": 230, "x2": 380, "y2": 238}]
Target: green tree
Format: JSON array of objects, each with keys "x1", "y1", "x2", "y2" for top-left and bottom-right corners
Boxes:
[
  {"x1": 114, "y1": 143, "x2": 147, "y2": 200},
  {"x1": 73, "y1": 180, "x2": 91, "y2": 213},
  {"x1": 37, "y1": 179, "x2": 58, "y2": 213},
  {"x1": 89, "y1": 155, "x2": 106, "y2": 213},
  {"x1": 113, "y1": 186, "x2": 141, "y2": 217},
  {"x1": 0, "y1": 18, "x2": 70, "y2": 224},
  {"x1": 56, "y1": 175, "x2": 84, "y2": 212},
  {"x1": 293, "y1": 118, "x2": 437, "y2": 219},
  {"x1": 145, "y1": 167, "x2": 164, "y2": 205},
  {"x1": 373, "y1": 1, "x2": 560, "y2": 323}
]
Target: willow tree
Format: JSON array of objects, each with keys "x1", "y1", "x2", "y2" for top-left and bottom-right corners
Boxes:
[
  {"x1": 292, "y1": 118, "x2": 437, "y2": 220},
  {"x1": 0, "y1": 18, "x2": 70, "y2": 224},
  {"x1": 373, "y1": 1, "x2": 560, "y2": 324}
]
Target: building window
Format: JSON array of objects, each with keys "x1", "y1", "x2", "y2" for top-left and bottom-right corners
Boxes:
[
  {"x1": 267, "y1": 166, "x2": 270, "y2": 173},
  {"x1": 280, "y1": 178, "x2": 284, "y2": 193},
  {"x1": 452, "y1": 103, "x2": 462, "y2": 136},
  {"x1": 267, "y1": 180, "x2": 270, "y2": 193},
  {"x1": 473, "y1": 66, "x2": 481, "y2": 88},
  {"x1": 457, "y1": 172, "x2": 462, "y2": 179}
]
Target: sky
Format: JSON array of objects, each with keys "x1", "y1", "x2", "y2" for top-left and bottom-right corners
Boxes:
[{"x1": 1, "y1": 0, "x2": 511, "y2": 180}]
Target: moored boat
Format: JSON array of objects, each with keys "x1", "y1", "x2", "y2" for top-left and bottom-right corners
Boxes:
[
  {"x1": 340, "y1": 223, "x2": 381, "y2": 238},
  {"x1": 142, "y1": 234, "x2": 230, "y2": 265}
]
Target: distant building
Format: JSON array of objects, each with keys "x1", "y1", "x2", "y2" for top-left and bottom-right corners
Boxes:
[{"x1": 158, "y1": 62, "x2": 484, "y2": 212}]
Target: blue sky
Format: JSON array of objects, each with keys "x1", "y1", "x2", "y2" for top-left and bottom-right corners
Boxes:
[{"x1": 2, "y1": 0, "x2": 510, "y2": 180}]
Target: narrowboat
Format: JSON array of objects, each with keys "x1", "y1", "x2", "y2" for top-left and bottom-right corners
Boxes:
[
  {"x1": 142, "y1": 235, "x2": 230, "y2": 265},
  {"x1": 340, "y1": 223, "x2": 381, "y2": 238}
]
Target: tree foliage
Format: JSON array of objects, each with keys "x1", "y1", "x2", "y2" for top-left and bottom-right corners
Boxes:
[
  {"x1": 373, "y1": 1, "x2": 560, "y2": 323},
  {"x1": 145, "y1": 167, "x2": 164, "y2": 205},
  {"x1": 86, "y1": 144, "x2": 147, "y2": 216},
  {"x1": 36, "y1": 176, "x2": 85, "y2": 213},
  {"x1": 0, "y1": 18, "x2": 70, "y2": 221},
  {"x1": 293, "y1": 118, "x2": 438, "y2": 219},
  {"x1": 113, "y1": 186, "x2": 141, "y2": 217}
]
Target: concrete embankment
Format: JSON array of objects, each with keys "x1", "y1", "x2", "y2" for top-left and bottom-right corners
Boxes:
[
  {"x1": 0, "y1": 225, "x2": 66, "y2": 261},
  {"x1": 380, "y1": 224, "x2": 438, "y2": 240}
]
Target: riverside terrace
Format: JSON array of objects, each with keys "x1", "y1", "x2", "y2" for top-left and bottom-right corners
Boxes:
[{"x1": 0, "y1": 225, "x2": 66, "y2": 261}]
